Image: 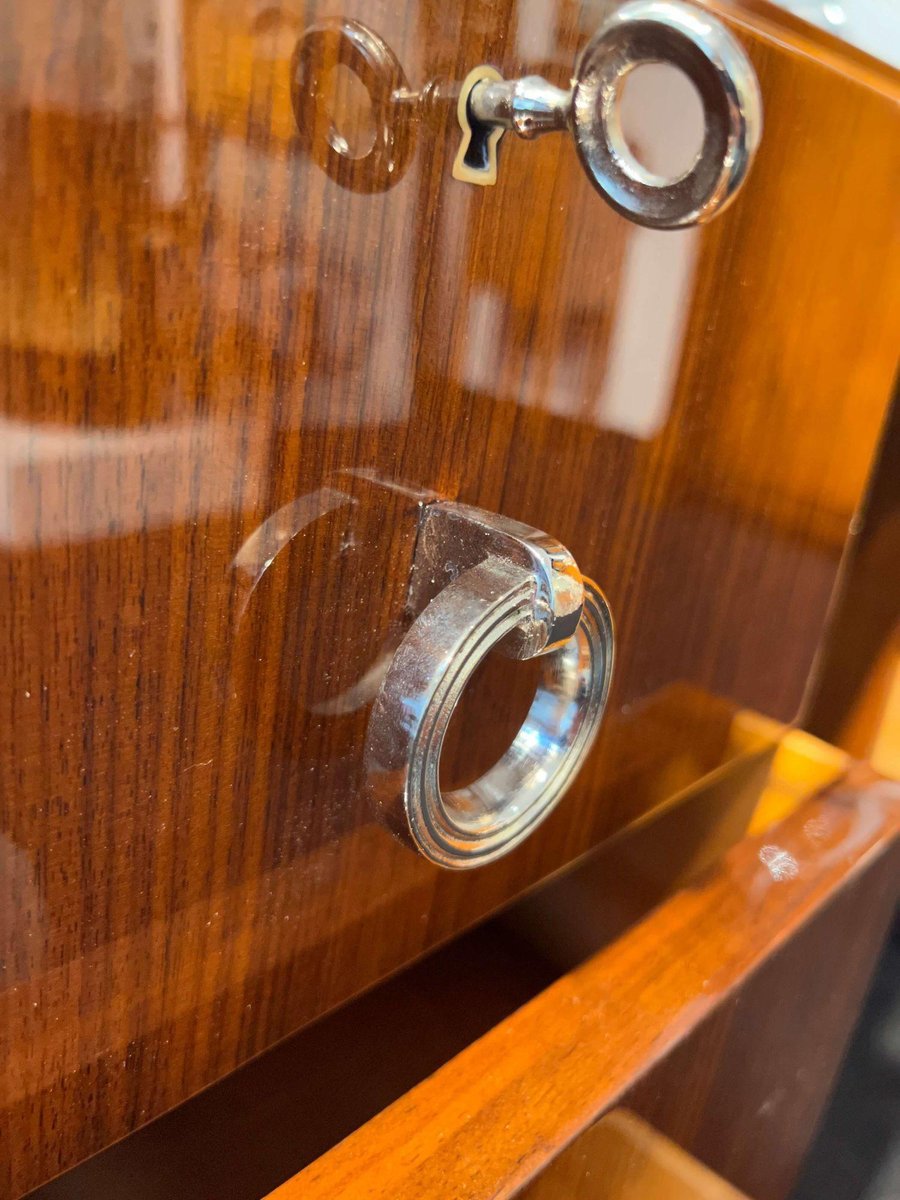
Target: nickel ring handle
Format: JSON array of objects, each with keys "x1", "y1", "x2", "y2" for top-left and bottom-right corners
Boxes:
[
  {"x1": 457, "y1": 0, "x2": 763, "y2": 228},
  {"x1": 365, "y1": 503, "x2": 614, "y2": 869}
]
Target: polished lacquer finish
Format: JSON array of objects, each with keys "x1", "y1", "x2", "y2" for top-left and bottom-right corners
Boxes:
[{"x1": 0, "y1": 0, "x2": 898, "y2": 1193}]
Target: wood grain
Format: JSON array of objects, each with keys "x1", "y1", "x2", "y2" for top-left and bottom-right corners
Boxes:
[
  {"x1": 15, "y1": 719, "x2": 804, "y2": 1200},
  {"x1": 0, "y1": 0, "x2": 898, "y2": 1192},
  {"x1": 272, "y1": 777, "x2": 900, "y2": 1200}
]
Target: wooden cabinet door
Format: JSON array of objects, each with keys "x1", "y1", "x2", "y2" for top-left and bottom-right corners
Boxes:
[{"x1": 0, "y1": 0, "x2": 897, "y2": 1193}]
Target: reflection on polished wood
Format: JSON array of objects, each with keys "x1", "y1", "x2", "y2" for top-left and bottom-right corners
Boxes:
[
  {"x1": 806, "y1": 382, "x2": 900, "y2": 776},
  {"x1": 0, "y1": 0, "x2": 898, "y2": 1193},
  {"x1": 273, "y1": 776, "x2": 900, "y2": 1200},
  {"x1": 16, "y1": 714, "x2": 792, "y2": 1200}
]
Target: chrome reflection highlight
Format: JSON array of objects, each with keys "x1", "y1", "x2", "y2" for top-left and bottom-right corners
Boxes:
[
  {"x1": 231, "y1": 487, "x2": 355, "y2": 618},
  {"x1": 365, "y1": 502, "x2": 614, "y2": 869}
]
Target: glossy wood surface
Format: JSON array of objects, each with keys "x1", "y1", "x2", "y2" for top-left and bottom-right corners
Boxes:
[
  {"x1": 1, "y1": 0, "x2": 899, "y2": 1192},
  {"x1": 17, "y1": 716, "x2": 813, "y2": 1200},
  {"x1": 272, "y1": 776, "x2": 900, "y2": 1200},
  {"x1": 807, "y1": 379, "x2": 900, "y2": 770}
]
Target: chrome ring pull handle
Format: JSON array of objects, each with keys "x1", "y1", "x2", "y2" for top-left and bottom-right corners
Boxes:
[
  {"x1": 456, "y1": 0, "x2": 763, "y2": 228},
  {"x1": 365, "y1": 503, "x2": 614, "y2": 869}
]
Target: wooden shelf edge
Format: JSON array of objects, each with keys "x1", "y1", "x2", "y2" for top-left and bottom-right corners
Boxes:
[{"x1": 268, "y1": 773, "x2": 900, "y2": 1200}]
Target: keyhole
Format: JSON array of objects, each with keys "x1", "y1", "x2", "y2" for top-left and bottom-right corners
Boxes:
[{"x1": 463, "y1": 92, "x2": 497, "y2": 174}]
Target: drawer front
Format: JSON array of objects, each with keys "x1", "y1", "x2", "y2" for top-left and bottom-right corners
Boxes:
[{"x1": 1, "y1": 0, "x2": 898, "y2": 1192}]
